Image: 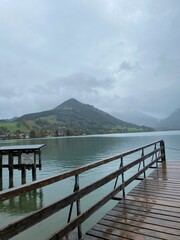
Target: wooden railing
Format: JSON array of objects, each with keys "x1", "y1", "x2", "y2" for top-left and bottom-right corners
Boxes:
[{"x1": 0, "y1": 140, "x2": 166, "y2": 240}]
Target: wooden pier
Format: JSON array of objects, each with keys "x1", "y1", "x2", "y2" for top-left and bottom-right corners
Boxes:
[
  {"x1": 0, "y1": 144, "x2": 45, "y2": 190},
  {"x1": 1, "y1": 140, "x2": 180, "y2": 240},
  {"x1": 85, "y1": 160, "x2": 180, "y2": 240}
]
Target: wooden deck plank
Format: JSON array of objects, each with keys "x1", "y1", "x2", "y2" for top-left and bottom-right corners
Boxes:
[
  {"x1": 85, "y1": 161, "x2": 180, "y2": 239},
  {"x1": 133, "y1": 188, "x2": 180, "y2": 195},
  {"x1": 122, "y1": 197, "x2": 180, "y2": 211},
  {"x1": 105, "y1": 209, "x2": 180, "y2": 230},
  {"x1": 90, "y1": 221, "x2": 173, "y2": 240},
  {"x1": 87, "y1": 228, "x2": 132, "y2": 240},
  {"x1": 62, "y1": 231, "x2": 102, "y2": 240},
  {"x1": 131, "y1": 184, "x2": 180, "y2": 193},
  {"x1": 101, "y1": 215, "x2": 180, "y2": 236},
  {"x1": 137, "y1": 182, "x2": 180, "y2": 190},
  {"x1": 88, "y1": 223, "x2": 163, "y2": 240},
  {"x1": 111, "y1": 206, "x2": 180, "y2": 222},
  {"x1": 129, "y1": 191, "x2": 180, "y2": 201}
]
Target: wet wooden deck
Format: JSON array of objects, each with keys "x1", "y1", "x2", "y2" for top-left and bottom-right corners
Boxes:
[{"x1": 84, "y1": 160, "x2": 180, "y2": 240}]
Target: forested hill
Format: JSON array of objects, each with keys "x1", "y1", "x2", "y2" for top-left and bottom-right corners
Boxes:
[
  {"x1": 0, "y1": 98, "x2": 152, "y2": 138},
  {"x1": 18, "y1": 98, "x2": 151, "y2": 132}
]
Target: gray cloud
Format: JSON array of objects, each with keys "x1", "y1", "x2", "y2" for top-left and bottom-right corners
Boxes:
[
  {"x1": 0, "y1": 0, "x2": 180, "y2": 119},
  {"x1": 47, "y1": 73, "x2": 114, "y2": 92},
  {"x1": 116, "y1": 61, "x2": 141, "y2": 73}
]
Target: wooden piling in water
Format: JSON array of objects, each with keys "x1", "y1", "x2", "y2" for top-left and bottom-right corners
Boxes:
[
  {"x1": 39, "y1": 151, "x2": 42, "y2": 170},
  {"x1": 21, "y1": 165, "x2": 26, "y2": 185},
  {"x1": 0, "y1": 153, "x2": 2, "y2": 191},
  {"x1": 32, "y1": 153, "x2": 37, "y2": 181},
  {"x1": 8, "y1": 153, "x2": 14, "y2": 188}
]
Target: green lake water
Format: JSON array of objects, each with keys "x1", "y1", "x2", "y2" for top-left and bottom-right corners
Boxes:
[{"x1": 0, "y1": 131, "x2": 180, "y2": 239}]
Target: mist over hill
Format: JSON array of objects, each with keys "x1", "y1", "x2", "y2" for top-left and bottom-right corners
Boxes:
[
  {"x1": 112, "y1": 111, "x2": 159, "y2": 128},
  {"x1": 157, "y1": 108, "x2": 180, "y2": 130},
  {"x1": 112, "y1": 108, "x2": 180, "y2": 130}
]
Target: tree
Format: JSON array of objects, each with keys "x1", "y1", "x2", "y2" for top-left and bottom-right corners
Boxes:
[
  {"x1": 29, "y1": 130, "x2": 36, "y2": 138},
  {"x1": 55, "y1": 129, "x2": 59, "y2": 137}
]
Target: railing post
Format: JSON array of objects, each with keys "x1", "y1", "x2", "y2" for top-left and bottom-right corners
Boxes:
[
  {"x1": 154, "y1": 143, "x2": 159, "y2": 168},
  {"x1": 121, "y1": 157, "x2": 125, "y2": 197},
  {"x1": 113, "y1": 157, "x2": 125, "y2": 199},
  {"x1": 75, "y1": 174, "x2": 83, "y2": 240},
  {"x1": 160, "y1": 140, "x2": 166, "y2": 162},
  {"x1": 142, "y1": 149, "x2": 146, "y2": 179},
  {"x1": 67, "y1": 174, "x2": 83, "y2": 239},
  {"x1": 114, "y1": 157, "x2": 122, "y2": 189}
]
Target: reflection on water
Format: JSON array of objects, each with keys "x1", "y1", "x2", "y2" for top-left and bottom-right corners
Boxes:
[
  {"x1": 0, "y1": 189, "x2": 44, "y2": 230},
  {"x1": 0, "y1": 189, "x2": 43, "y2": 217},
  {"x1": 0, "y1": 131, "x2": 180, "y2": 239}
]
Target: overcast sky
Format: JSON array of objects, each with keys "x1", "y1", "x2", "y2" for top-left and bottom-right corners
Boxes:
[{"x1": 0, "y1": 0, "x2": 180, "y2": 119}]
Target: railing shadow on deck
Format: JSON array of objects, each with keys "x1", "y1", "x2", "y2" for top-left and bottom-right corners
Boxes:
[{"x1": 0, "y1": 140, "x2": 166, "y2": 240}]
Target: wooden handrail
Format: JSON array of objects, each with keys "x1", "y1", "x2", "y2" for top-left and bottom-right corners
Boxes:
[
  {"x1": 0, "y1": 140, "x2": 166, "y2": 240},
  {"x1": 49, "y1": 154, "x2": 163, "y2": 240},
  {"x1": 0, "y1": 139, "x2": 164, "y2": 201}
]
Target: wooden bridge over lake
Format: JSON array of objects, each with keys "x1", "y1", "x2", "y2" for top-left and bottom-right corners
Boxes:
[{"x1": 0, "y1": 140, "x2": 180, "y2": 240}]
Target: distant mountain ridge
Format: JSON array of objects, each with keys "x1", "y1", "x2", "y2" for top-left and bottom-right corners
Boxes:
[
  {"x1": 17, "y1": 98, "x2": 152, "y2": 133},
  {"x1": 1, "y1": 98, "x2": 180, "y2": 138},
  {"x1": 112, "y1": 108, "x2": 180, "y2": 130},
  {"x1": 112, "y1": 111, "x2": 159, "y2": 128},
  {"x1": 0, "y1": 98, "x2": 153, "y2": 137},
  {"x1": 158, "y1": 108, "x2": 180, "y2": 130}
]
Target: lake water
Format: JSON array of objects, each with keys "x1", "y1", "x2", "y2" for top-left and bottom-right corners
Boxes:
[{"x1": 0, "y1": 130, "x2": 180, "y2": 239}]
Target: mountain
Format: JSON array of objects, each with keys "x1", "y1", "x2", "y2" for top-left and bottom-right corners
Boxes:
[
  {"x1": 112, "y1": 111, "x2": 159, "y2": 128},
  {"x1": 1, "y1": 98, "x2": 153, "y2": 137},
  {"x1": 18, "y1": 98, "x2": 152, "y2": 132},
  {"x1": 158, "y1": 108, "x2": 180, "y2": 130}
]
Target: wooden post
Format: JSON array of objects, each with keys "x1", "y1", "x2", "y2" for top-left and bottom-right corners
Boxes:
[
  {"x1": 32, "y1": 153, "x2": 36, "y2": 181},
  {"x1": 0, "y1": 153, "x2": 2, "y2": 191},
  {"x1": 22, "y1": 165, "x2": 26, "y2": 184},
  {"x1": 9, "y1": 152, "x2": 14, "y2": 188},
  {"x1": 39, "y1": 151, "x2": 42, "y2": 170},
  {"x1": 160, "y1": 140, "x2": 166, "y2": 162},
  {"x1": 18, "y1": 152, "x2": 21, "y2": 170}
]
